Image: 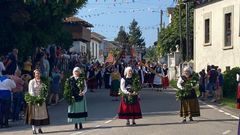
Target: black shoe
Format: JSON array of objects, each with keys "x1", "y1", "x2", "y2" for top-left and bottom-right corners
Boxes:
[
  {"x1": 79, "y1": 123, "x2": 83, "y2": 129},
  {"x1": 132, "y1": 122, "x2": 136, "y2": 126},
  {"x1": 189, "y1": 117, "x2": 194, "y2": 121},
  {"x1": 126, "y1": 121, "x2": 130, "y2": 126},
  {"x1": 182, "y1": 119, "x2": 186, "y2": 123},
  {"x1": 33, "y1": 130, "x2": 37, "y2": 134},
  {"x1": 38, "y1": 128, "x2": 43, "y2": 134},
  {"x1": 74, "y1": 123, "x2": 78, "y2": 130}
]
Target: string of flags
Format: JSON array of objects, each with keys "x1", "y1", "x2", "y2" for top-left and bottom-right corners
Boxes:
[
  {"x1": 24, "y1": 0, "x2": 135, "y2": 4},
  {"x1": 79, "y1": 8, "x2": 166, "y2": 19},
  {"x1": 92, "y1": 24, "x2": 160, "y2": 30}
]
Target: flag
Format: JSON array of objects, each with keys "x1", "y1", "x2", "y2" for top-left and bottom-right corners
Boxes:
[{"x1": 105, "y1": 52, "x2": 115, "y2": 63}]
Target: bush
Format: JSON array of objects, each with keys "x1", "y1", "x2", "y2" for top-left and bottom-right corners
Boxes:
[
  {"x1": 170, "y1": 79, "x2": 178, "y2": 89},
  {"x1": 223, "y1": 67, "x2": 240, "y2": 99}
]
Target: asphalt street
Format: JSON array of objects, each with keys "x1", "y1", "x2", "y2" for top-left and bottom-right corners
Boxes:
[{"x1": 0, "y1": 88, "x2": 239, "y2": 135}]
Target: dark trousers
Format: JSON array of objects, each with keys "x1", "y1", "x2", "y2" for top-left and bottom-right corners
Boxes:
[
  {"x1": 0, "y1": 98, "x2": 11, "y2": 127},
  {"x1": 12, "y1": 92, "x2": 23, "y2": 121},
  {"x1": 104, "y1": 74, "x2": 110, "y2": 89}
]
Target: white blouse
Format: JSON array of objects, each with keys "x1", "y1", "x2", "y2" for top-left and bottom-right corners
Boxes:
[
  {"x1": 177, "y1": 77, "x2": 184, "y2": 90},
  {"x1": 28, "y1": 79, "x2": 42, "y2": 96},
  {"x1": 120, "y1": 78, "x2": 130, "y2": 95}
]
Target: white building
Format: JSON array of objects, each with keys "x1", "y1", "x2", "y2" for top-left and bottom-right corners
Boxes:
[
  {"x1": 194, "y1": 0, "x2": 240, "y2": 72},
  {"x1": 90, "y1": 32, "x2": 105, "y2": 63}
]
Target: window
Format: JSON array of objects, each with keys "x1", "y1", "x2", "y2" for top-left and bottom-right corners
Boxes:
[
  {"x1": 204, "y1": 19, "x2": 210, "y2": 43},
  {"x1": 92, "y1": 42, "x2": 94, "y2": 57},
  {"x1": 224, "y1": 13, "x2": 232, "y2": 47}
]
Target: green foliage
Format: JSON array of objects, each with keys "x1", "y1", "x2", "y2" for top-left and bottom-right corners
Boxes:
[
  {"x1": 128, "y1": 19, "x2": 145, "y2": 47},
  {"x1": 144, "y1": 45, "x2": 158, "y2": 61},
  {"x1": 176, "y1": 74, "x2": 198, "y2": 100},
  {"x1": 119, "y1": 73, "x2": 141, "y2": 104},
  {"x1": 24, "y1": 83, "x2": 48, "y2": 106},
  {"x1": 114, "y1": 26, "x2": 129, "y2": 45},
  {"x1": 223, "y1": 67, "x2": 240, "y2": 98},
  {"x1": 157, "y1": 2, "x2": 194, "y2": 60},
  {"x1": 0, "y1": 0, "x2": 87, "y2": 59},
  {"x1": 64, "y1": 77, "x2": 85, "y2": 105},
  {"x1": 170, "y1": 79, "x2": 178, "y2": 89}
]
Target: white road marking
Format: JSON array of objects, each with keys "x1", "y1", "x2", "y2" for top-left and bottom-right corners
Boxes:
[
  {"x1": 70, "y1": 131, "x2": 83, "y2": 135},
  {"x1": 224, "y1": 112, "x2": 231, "y2": 116},
  {"x1": 105, "y1": 120, "x2": 112, "y2": 124},
  {"x1": 95, "y1": 125, "x2": 101, "y2": 128},
  {"x1": 199, "y1": 100, "x2": 239, "y2": 120},
  {"x1": 218, "y1": 109, "x2": 224, "y2": 113},
  {"x1": 222, "y1": 130, "x2": 231, "y2": 135}
]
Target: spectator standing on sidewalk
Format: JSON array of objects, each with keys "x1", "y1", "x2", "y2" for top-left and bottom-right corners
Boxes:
[
  {"x1": 199, "y1": 69, "x2": 207, "y2": 100},
  {"x1": 5, "y1": 49, "x2": 18, "y2": 75},
  {"x1": 216, "y1": 68, "x2": 224, "y2": 103},
  {"x1": 0, "y1": 56, "x2": 5, "y2": 76},
  {"x1": 0, "y1": 75, "x2": 16, "y2": 128},
  {"x1": 11, "y1": 69, "x2": 24, "y2": 121},
  {"x1": 22, "y1": 56, "x2": 32, "y2": 76},
  {"x1": 48, "y1": 67, "x2": 62, "y2": 105}
]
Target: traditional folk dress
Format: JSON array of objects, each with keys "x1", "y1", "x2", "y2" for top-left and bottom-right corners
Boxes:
[
  {"x1": 153, "y1": 66, "x2": 163, "y2": 88},
  {"x1": 162, "y1": 68, "x2": 169, "y2": 89},
  {"x1": 118, "y1": 77, "x2": 142, "y2": 119},
  {"x1": 68, "y1": 77, "x2": 88, "y2": 123},
  {"x1": 177, "y1": 76, "x2": 200, "y2": 118},
  {"x1": 110, "y1": 71, "x2": 121, "y2": 97},
  {"x1": 87, "y1": 68, "x2": 97, "y2": 90},
  {"x1": 26, "y1": 79, "x2": 50, "y2": 126}
]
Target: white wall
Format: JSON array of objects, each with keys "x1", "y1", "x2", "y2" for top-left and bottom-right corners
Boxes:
[
  {"x1": 90, "y1": 39, "x2": 101, "y2": 62},
  {"x1": 194, "y1": 0, "x2": 240, "y2": 72},
  {"x1": 70, "y1": 41, "x2": 87, "y2": 53}
]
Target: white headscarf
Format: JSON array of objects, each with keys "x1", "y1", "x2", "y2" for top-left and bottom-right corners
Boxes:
[
  {"x1": 124, "y1": 67, "x2": 132, "y2": 77},
  {"x1": 73, "y1": 67, "x2": 82, "y2": 78}
]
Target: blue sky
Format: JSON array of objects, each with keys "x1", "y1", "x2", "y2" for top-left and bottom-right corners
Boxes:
[{"x1": 77, "y1": 0, "x2": 175, "y2": 47}]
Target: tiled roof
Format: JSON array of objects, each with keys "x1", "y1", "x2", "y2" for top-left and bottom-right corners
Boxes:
[{"x1": 63, "y1": 16, "x2": 93, "y2": 27}]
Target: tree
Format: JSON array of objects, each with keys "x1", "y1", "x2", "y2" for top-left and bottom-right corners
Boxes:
[
  {"x1": 157, "y1": 1, "x2": 194, "y2": 61},
  {"x1": 128, "y1": 19, "x2": 145, "y2": 48},
  {"x1": 144, "y1": 45, "x2": 158, "y2": 61},
  {"x1": 0, "y1": 0, "x2": 87, "y2": 60},
  {"x1": 114, "y1": 26, "x2": 129, "y2": 45}
]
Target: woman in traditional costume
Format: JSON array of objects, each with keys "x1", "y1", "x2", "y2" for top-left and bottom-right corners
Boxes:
[
  {"x1": 26, "y1": 69, "x2": 49, "y2": 134},
  {"x1": 177, "y1": 67, "x2": 200, "y2": 122},
  {"x1": 66, "y1": 67, "x2": 88, "y2": 130},
  {"x1": 118, "y1": 67, "x2": 142, "y2": 126},
  {"x1": 153, "y1": 63, "x2": 163, "y2": 91},
  {"x1": 109, "y1": 68, "x2": 121, "y2": 101},
  {"x1": 162, "y1": 64, "x2": 169, "y2": 89},
  {"x1": 87, "y1": 66, "x2": 97, "y2": 92}
]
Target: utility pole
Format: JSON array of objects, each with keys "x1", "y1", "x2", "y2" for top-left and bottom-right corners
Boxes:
[
  {"x1": 160, "y1": 9, "x2": 163, "y2": 30},
  {"x1": 179, "y1": 4, "x2": 183, "y2": 62},
  {"x1": 186, "y1": 1, "x2": 190, "y2": 61}
]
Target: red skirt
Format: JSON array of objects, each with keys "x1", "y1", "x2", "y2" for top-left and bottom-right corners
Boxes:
[
  {"x1": 118, "y1": 97, "x2": 142, "y2": 119},
  {"x1": 237, "y1": 83, "x2": 240, "y2": 109},
  {"x1": 162, "y1": 76, "x2": 169, "y2": 88}
]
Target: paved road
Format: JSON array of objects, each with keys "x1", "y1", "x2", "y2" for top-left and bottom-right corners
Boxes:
[{"x1": 0, "y1": 88, "x2": 239, "y2": 135}]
